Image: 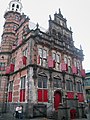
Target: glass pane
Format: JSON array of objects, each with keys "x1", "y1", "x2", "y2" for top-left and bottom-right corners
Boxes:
[
  {"x1": 43, "y1": 49, "x2": 47, "y2": 58},
  {"x1": 64, "y1": 57, "x2": 67, "y2": 64},
  {"x1": 52, "y1": 53, "x2": 56, "y2": 60},
  {"x1": 43, "y1": 77, "x2": 47, "y2": 88},
  {"x1": 38, "y1": 48, "x2": 42, "y2": 58},
  {"x1": 43, "y1": 59, "x2": 47, "y2": 67},
  {"x1": 56, "y1": 54, "x2": 60, "y2": 63},
  {"x1": 21, "y1": 76, "x2": 26, "y2": 89},
  {"x1": 38, "y1": 77, "x2": 42, "y2": 88}
]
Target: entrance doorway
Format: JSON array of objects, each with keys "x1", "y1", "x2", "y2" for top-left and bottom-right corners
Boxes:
[
  {"x1": 54, "y1": 91, "x2": 61, "y2": 110},
  {"x1": 70, "y1": 109, "x2": 77, "y2": 119}
]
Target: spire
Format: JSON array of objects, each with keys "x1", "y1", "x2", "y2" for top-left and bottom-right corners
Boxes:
[{"x1": 8, "y1": 0, "x2": 22, "y2": 13}]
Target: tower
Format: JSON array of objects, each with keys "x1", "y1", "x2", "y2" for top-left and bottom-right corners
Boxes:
[
  {"x1": 1, "y1": 0, "x2": 22, "y2": 52},
  {"x1": 0, "y1": 0, "x2": 23, "y2": 112}
]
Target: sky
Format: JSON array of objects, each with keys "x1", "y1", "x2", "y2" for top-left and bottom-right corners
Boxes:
[{"x1": 0, "y1": 0, "x2": 90, "y2": 71}]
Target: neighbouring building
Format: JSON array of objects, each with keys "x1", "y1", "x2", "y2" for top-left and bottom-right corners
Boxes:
[
  {"x1": 84, "y1": 72, "x2": 90, "y2": 102},
  {"x1": 0, "y1": 0, "x2": 86, "y2": 119}
]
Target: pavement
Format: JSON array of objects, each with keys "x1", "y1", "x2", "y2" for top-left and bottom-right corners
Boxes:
[{"x1": 0, "y1": 113, "x2": 88, "y2": 120}]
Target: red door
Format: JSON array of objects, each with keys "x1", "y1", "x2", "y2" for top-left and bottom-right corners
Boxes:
[
  {"x1": 54, "y1": 92, "x2": 61, "y2": 110},
  {"x1": 70, "y1": 109, "x2": 76, "y2": 119}
]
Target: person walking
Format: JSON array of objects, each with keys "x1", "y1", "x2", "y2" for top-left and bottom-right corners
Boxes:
[
  {"x1": 15, "y1": 106, "x2": 19, "y2": 118},
  {"x1": 18, "y1": 105, "x2": 23, "y2": 119}
]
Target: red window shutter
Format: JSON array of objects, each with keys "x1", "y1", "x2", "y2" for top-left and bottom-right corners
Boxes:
[
  {"x1": 37, "y1": 55, "x2": 40, "y2": 64},
  {"x1": 77, "y1": 93, "x2": 84, "y2": 102},
  {"x1": 20, "y1": 89, "x2": 25, "y2": 102},
  {"x1": 72, "y1": 66, "x2": 77, "y2": 74},
  {"x1": 48, "y1": 56, "x2": 54, "y2": 68},
  {"x1": 22, "y1": 56, "x2": 27, "y2": 65},
  {"x1": 10, "y1": 64, "x2": 15, "y2": 72},
  {"x1": 38, "y1": 89, "x2": 42, "y2": 102},
  {"x1": 61, "y1": 63, "x2": 68, "y2": 71},
  {"x1": 8, "y1": 92, "x2": 12, "y2": 102},
  {"x1": 43, "y1": 90, "x2": 48, "y2": 102},
  {"x1": 81, "y1": 69, "x2": 86, "y2": 77},
  {"x1": 67, "y1": 92, "x2": 74, "y2": 99}
]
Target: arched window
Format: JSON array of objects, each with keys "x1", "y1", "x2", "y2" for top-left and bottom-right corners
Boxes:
[
  {"x1": 12, "y1": 4, "x2": 15, "y2": 7},
  {"x1": 16, "y1": 4, "x2": 19, "y2": 9}
]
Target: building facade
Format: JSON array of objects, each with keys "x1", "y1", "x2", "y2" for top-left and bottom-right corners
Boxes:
[
  {"x1": 85, "y1": 72, "x2": 90, "y2": 102},
  {"x1": 0, "y1": 0, "x2": 86, "y2": 119}
]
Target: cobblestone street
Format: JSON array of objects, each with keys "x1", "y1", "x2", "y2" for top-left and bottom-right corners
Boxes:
[
  {"x1": 0, "y1": 113, "x2": 52, "y2": 120},
  {"x1": 0, "y1": 113, "x2": 88, "y2": 120}
]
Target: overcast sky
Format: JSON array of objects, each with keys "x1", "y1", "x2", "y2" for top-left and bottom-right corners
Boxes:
[{"x1": 0, "y1": 0, "x2": 90, "y2": 71}]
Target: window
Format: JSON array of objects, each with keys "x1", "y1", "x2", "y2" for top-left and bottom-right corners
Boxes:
[
  {"x1": 64, "y1": 56, "x2": 67, "y2": 64},
  {"x1": 20, "y1": 76, "x2": 26, "y2": 102},
  {"x1": 12, "y1": 58, "x2": 15, "y2": 64},
  {"x1": 56, "y1": 54, "x2": 60, "y2": 63},
  {"x1": 43, "y1": 49, "x2": 47, "y2": 59},
  {"x1": 53, "y1": 78, "x2": 62, "y2": 88},
  {"x1": 20, "y1": 76, "x2": 26, "y2": 89},
  {"x1": 23, "y1": 48, "x2": 28, "y2": 57},
  {"x1": 15, "y1": 15, "x2": 19, "y2": 21},
  {"x1": 16, "y1": 4, "x2": 19, "y2": 9},
  {"x1": 38, "y1": 75, "x2": 47, "y2": 88},
  {"x1": 85, "y1": 78, "x2": 90, "y2": 86},
  {"x1": 77, "y1": 82, "x2": 83, "y2": 92},
  {"x1": 0, "y1": 62, "x2": 5, "y2": 71},
  {"x1": 66, "y1": 79, "x2": 73, "y2": 91},
  {"x1": 52, "y1": 29, "x2": 56, "y2": 36},
  {"x1": 38, "y1": 48, "x2": 47, "y2": 67},
  {"x1": 13, "y1": 25, "x2": 17, "y2": 30},
  {"x1": 52, "y1": 53, "x2": 56, "y2": 61},
  {"x1": 38, "y1": 75, "x2": 48, "y2": 102},
  {"x1": 12, "y1": 4, "x2": 15, "y2": 7},
  {"x1": 8, "y1": 81, "x2": 13, "y2": 102},
  {"x1": 58, "y1": 32, "x2": 62, "y2": 39},
  {"x1": 52, "y1": 52, "x2": 60, "y2": 70}
]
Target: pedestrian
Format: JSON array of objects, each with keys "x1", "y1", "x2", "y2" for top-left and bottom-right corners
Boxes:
[
  {"x1": 18, "y1": 105, "x2": 23, "y2": 119},
  {"x1": 15, "y1": 106, "x2": 19, "y2": 118}
]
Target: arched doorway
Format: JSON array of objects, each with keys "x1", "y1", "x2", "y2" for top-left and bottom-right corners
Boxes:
[{"x1": 54, "y1": 91, "x2": 61, "y2": 110}]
